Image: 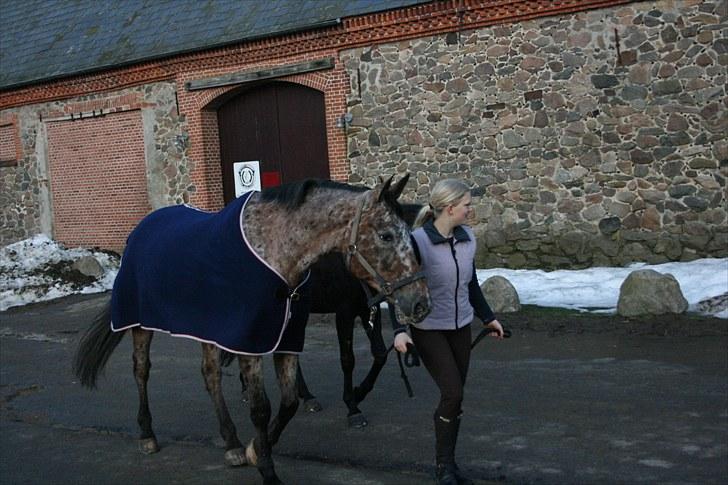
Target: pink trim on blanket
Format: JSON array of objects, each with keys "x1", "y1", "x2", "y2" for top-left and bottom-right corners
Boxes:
[
  {"x1": 239, "y1": 192, "x2": 291, "y2": 286},
  {"x1": 109, "y1": 321, "x2": 302, "y2": 356}
]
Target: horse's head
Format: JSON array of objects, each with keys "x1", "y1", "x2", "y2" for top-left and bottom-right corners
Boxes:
[{"x1": 344, "y1": 174, "x2": 430, "y2": 325}]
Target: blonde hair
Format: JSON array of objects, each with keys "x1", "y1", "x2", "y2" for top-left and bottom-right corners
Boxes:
[{"x1": 414, "y1": 179, "x2": 471, "y2": 228}]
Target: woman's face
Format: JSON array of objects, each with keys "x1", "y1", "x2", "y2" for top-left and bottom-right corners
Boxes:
[{"x1": 448, "y1": 192, "x2": 472, "y2": 225}]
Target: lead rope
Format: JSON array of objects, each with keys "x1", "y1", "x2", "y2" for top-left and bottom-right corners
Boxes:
[
  {"x1": 346, "y1": 194, "x2": 424, "y2": 397},
  {"x1": 385, "y1": 340, "x2": 419, "y2": 398},
  {"x1": 358, "y1": 279, "x2": 419, "y2": 398},
  {"x1": 471, "y1": 327, "x2": 512, "y2": 349},
  {"x1": 396, "y1": 347, "x2": 414, "y2": 398}
]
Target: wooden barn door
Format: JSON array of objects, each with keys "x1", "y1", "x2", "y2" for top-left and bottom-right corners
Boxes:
[{"x1": 217, "y1": 82, "x2": 329, "y2": 204}]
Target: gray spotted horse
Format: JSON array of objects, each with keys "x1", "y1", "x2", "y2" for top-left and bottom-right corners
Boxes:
[{"x1": 73, "y1": 176, "x2": 430, "y2": 485}]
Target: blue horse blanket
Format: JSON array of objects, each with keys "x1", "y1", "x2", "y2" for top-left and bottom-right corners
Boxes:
[{"x1": 110, "y1": 192, "x2": 311, "y2": 355}]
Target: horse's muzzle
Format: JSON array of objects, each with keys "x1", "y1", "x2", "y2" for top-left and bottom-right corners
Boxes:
[{"x1": 395, "y1": 280, "x2": 431, "y2": 324}]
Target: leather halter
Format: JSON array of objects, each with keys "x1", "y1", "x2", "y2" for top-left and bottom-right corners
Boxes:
[{"x1": 345, "y1": 195, "x2": 425, "y2": 308}]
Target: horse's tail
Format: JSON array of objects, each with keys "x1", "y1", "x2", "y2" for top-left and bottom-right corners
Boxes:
[{"x1": 73, "y1": 302, "x2": 126, "y2": 389}]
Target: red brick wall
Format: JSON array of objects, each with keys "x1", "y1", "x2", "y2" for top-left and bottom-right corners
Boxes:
[
  {"x1": 0, "y1": 124, "x2": 15, "y2": 164},
  {"x1": 0, "y1": 115, "x2": 20, "y2": 166},
  {"x1": 46, "y1": 110, "x2": 150, "y2": 252}
]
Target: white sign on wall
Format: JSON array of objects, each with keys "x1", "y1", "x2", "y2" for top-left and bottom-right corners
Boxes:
[{"x1": 233, "y1": 161, "x2": 261, "y2": 197}]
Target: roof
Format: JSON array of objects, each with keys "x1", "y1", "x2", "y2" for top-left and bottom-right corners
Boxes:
[{"x1": 0, "y1": 0, "x2": 430, "y2": 90}]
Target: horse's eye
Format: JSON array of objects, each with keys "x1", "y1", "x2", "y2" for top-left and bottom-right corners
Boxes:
[{"x1": 379, "y1": 232, "x2": 394, "y2": 243}]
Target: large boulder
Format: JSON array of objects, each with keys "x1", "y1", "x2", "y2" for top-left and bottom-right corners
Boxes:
[
  {"x1": 71, "y1": 256, "x2": 104, "y2": 279},
  {"x1": 480, "y1": 275, "x2": 521, "y2": 313},
  {"x1": 617, "y1": 269, "x2": 688, "y2": 317}
]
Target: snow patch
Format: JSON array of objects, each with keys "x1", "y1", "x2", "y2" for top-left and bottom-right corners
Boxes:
[
  {"x1": 2, "y1": 235, "x2": 727, "y2": 318},
  {"x1": 0, "y1": 235, "x2": 119, "y2": 311}
]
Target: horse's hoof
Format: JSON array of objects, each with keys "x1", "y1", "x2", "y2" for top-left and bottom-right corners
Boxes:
[
  {"x1": 245, "y1": 439, "x2": 258, "y2": 467},
  {"x1": 303, "y1": 398, "x2": 322, "y2": 413},
  {"x1": 347, "y1": 413, "x2": 368, "y2": 428},
  {"x1": 138, "y1": 437, "x2": 160, "y2": 454},
  {"x1": 224, "y1": 447, "x2": 247, "y2": 467}
]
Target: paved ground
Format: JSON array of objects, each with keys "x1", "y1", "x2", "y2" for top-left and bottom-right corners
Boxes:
[{"x1": 1, "y1": 293, "x2": 726, "y2": 484}]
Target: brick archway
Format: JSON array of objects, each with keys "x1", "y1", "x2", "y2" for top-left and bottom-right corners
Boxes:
[
  {"x1": 218, "y1": 81, "x2": 330, "y2": 202},
  {"x1": 180, "y1": 62, "x2": 350, "y2": 210}
]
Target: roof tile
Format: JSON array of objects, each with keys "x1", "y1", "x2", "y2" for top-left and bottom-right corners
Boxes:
[{"x1": 1, "y1": 0, "x2": 429, "y2": 89}]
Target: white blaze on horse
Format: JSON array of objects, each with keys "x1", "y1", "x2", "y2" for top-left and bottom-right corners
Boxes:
[{"x1": 73, "y1": 175, "x2": 430, "y2": 485}]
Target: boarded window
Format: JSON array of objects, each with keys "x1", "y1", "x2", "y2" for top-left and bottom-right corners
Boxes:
[
  {"x1": 46, "y1": 111, "x2": 151, "y2": 252},
  {"x1": 0, "y1": 123, "x2": 18, "y2": 167}
]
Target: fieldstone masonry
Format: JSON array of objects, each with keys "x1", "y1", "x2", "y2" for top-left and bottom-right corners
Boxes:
[
  {"x1": 0, "y1": 114, "x2": 43, "y2": 243},
  {"x1": 342, "y1": 0, "x2": 727, "y2": 268}
]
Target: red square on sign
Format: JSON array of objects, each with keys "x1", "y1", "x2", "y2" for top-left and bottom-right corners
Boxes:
[{"x1": 262, "y1": 171, "x2": 281, "y2": 187}]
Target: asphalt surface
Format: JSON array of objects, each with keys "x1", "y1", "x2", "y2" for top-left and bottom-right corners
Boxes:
[{"x1": 1, "y1": 293, "x2": 726, "y2": 484}]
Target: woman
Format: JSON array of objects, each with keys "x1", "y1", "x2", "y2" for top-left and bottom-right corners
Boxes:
[{"x1": 394, "y1": 179, "x2": 504, "y2": 485}]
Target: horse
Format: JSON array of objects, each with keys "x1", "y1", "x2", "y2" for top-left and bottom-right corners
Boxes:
[
  {"x1": 73, "y1": 176, "x2": 430, "y2": 485},
  {"x1": 235, "y1": 203, "x2": 422, "y2": 428}
]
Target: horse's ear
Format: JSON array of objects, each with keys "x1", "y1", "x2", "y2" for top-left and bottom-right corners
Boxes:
[
  {"x1": 373, "y1": 175, "x2": 394, "y2": 202},
  {"x1": 389, "y1": 174, "x2": 410, "y2": 200}
]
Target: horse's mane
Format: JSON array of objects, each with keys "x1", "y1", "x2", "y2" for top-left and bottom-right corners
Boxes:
[
  {"x1": 260, "y1": 178, "x2": 404, "y2": 217},
  {"x1": 260, "y1": 179, "x2": 363, "y2": 210}
]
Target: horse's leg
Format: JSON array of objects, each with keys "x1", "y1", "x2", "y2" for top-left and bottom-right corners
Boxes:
[
  {"x1": 268, "y1": 353, "x2": 301, "y2": 447},
  {"x1": 240, "y1": 358, "x2": 319, "y2": 412},
  {"x1": 239, "y1": 356, "x2": 281, "y2": 485},
  {"x1": 353, "y1": 305, "x2": 389, "y2": 404},
  {"x1": 296, "y1": 361, "x2": 322, "y2": 412},
  {"x1": 200, "y1": 343, "x2": 245, "y2": 466},
  {"x1": 336, "y1": 309, "x2": 366, "y2": 428},
  {"x1": 239, "y1": 371, "x2": 248, "y2": 403},
  {"x1": 132, "y1": 327, "x2": 159, "y2": 454}
]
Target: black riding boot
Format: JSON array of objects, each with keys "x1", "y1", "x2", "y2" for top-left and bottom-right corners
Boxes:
[
  {"x1": 450, "y1": 417, "x2": 473, "y2": 485},
  {"x1": 434, "y1": 413, "x2": 473, "y2": 485},
  {"x1": 434, "y1": 414, "x2": 458, "y2": 485},
  {"x1": 435, "y1": 463, "x2": 458, "y2": 485}
]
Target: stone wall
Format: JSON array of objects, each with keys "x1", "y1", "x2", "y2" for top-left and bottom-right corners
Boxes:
[
  {"x1": 342, "y1": 0, "x2": 727, "y2": 268},
  {"x1": 0, "y1": 110, "x2": 50, "y2": 246},
  {"x1": 0, "y1": 82, "x2": 191, "y2": 248}
]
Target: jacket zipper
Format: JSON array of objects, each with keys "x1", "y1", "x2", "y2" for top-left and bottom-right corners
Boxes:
[{"x1": 449, "y1": 239, "x2": 460, "y2": 329}]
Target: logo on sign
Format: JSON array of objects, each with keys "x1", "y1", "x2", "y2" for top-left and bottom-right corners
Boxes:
[
  {"x1": 233, "y1": 161, "x2": 261, "y2": 197},
  {"x1": 239, "y1": 166, "x2": 256, "y2": 187}
]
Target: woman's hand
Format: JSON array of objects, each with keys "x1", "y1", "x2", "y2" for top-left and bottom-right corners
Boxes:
[
  {"x1": 486, "y1": 319, "x2": 505, "y2": 339},
  {"x1": 394, "y1": 332, "x2": 413, "y2": 353}
]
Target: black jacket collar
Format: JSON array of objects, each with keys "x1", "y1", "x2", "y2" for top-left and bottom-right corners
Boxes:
[{"x1": 422, "y1": 219, "x2": 471, "y2": 245}]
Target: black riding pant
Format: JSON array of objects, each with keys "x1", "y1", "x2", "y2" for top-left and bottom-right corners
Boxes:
[{"x1": 410, "y1": 324, "x2": 471, "y2": 421}]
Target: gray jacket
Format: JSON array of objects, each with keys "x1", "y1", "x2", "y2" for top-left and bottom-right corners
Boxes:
[{"x1": 405, "y1": 220, "x2": 494, "y2": 331}]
